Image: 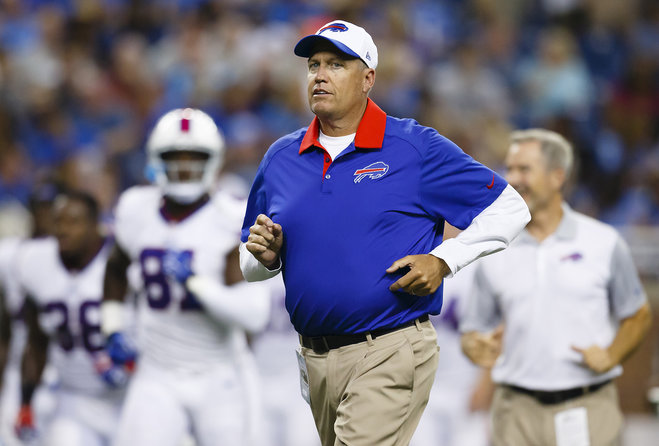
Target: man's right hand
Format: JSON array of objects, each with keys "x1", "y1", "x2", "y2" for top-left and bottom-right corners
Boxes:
[
  {"x1": 246, "y1": 214, "x2": 283, "y2": 269},
  {"x1": 106, "y1": 332, "x2": 137, "y2": 365},
  {"x1": 461, "y1": 326, "x2": 503, "y2": 368}
]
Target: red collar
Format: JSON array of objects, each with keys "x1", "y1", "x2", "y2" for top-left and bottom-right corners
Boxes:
[{"x1": 299, "y1": 99, "x2": 387, "y2": 154}]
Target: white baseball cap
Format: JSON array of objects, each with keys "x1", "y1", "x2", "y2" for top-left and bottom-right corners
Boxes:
[{"x1": 294, "y1": 20, "x2": 378, "y2": 69}]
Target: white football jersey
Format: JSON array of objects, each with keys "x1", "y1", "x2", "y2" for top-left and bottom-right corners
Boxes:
[
  {"x1": 252, "y1": 276, "x2": 321, "y2": 446},
  {"x1": 412, "y1": 263, "x2": 489, "y2": 446},
  {"x1": 0, "y1": 237, "x2": 28, "y2": 445},
  {"x1": 114, "y1": 185, "x2": 249, "y2": 370},
  {"x1": 430, "y1": 263, "x2": 481, "y2": 404},
  {"x1": 0, "y1": 237, "x2": 26, "y2": 373},
  {"x1": 16, "y1": 238, "x2": 115, "y2": 396},
  {"x1": 253, "y1": 276, "x2": 298, "y2": 373}
]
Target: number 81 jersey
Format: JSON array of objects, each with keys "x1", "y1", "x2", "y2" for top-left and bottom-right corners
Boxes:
[
  {"x1": 16, "y1": 237, "x2": 113, "y2": 396},
  {"x1": 113, "y1": 185, "x2": 247, "y2": 370}
]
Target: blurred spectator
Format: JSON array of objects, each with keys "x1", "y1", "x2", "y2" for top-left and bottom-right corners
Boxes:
[
  {"x1": 0, "y1": 0, "x2": 655, "y2": 227},
  {"x1": 427, "y1": 41, "x2": 511, "y2": 122},
  {"x1": 0, "y1": 2, "x2": 657, "y2": 445},
  {"x1": 515, "y1": 27, "x2": 594, "y2": 126}
]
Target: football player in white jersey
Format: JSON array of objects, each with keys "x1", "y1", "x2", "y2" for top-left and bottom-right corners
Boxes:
[
  {"x1": 252, "y1": 275, "x2": 321, "y2": 446},
  {"x1": 411, "y1": 224, "x2": 492, "y2": 446},
  {"x1": 100, "y1": 108, "x2": 270, "y2": 446},
  {"x1": 16, "y1": 190, "x2": 129, "y2": 446},
  {"x1": 0, "y1": 235, "x2": 27, "y2": 446},
  {"x1": 0, "y1": 185, "x2": 58, "y2": 446},
  {"x1": 410, "y1": 262, "x2": 491, "y2": 446}
]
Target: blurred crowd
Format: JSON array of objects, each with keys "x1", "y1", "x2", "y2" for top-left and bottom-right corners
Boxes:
[{"x1": 0, "y1": 0, "x2": 658, "y2": 228}]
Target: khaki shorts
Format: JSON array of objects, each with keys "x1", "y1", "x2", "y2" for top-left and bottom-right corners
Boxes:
[{"x1": 301, "y1": 318, "x2": 439, "y2": 446}]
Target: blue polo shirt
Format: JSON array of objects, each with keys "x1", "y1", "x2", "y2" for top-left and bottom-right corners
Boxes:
[{"x1": 242, "y1": 100, "x2": 507, "y2": 336}]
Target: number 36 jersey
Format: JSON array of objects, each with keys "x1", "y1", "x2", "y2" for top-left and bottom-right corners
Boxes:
[
  {"x1": 113, "y1": 185, "x2": 248, "y2": 370},
  {"x1": 16, "y1": 238, "x2": 113, "y2": 396}
]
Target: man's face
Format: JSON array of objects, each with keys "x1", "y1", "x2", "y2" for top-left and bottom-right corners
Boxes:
[
  {"x1": 160, "y1": 150, "x2": 209, "y2": 183},
  {"x1": 53, "y1": 198, "x2": 97, "y2": 258},
  {"x1": 306, "y1": 48, "x2": 372, "y2": 122},
  {"x1": 505, "y1": 140, "x2": 562, "y2": 214}
]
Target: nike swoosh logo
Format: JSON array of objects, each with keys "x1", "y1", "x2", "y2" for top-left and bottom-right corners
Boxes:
[{"x1": 486, "y1": 173, "x2": 495, "y2": 189}]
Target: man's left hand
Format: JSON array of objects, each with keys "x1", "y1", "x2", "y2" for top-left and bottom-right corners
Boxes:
[
  {"x1": 386, "y1": 254, "x2": 450, "y2": 296},
  {"x1": 162, "y1": 250, "x2": 194, "y2": 283},
  {"x1": 572, "y1": 344, "x2": 614, "y2": 373},
  {"x1": 106, "y1": 332, "x2": 138, "y2": 365}
]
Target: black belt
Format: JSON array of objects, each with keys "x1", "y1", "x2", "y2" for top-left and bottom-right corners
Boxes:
[
  {"x1": 300, "y1": 315, "x2": 429, "y2": 354},
  {"x1": 506, "y1": 380, "x2": 611, "y2": 405}
]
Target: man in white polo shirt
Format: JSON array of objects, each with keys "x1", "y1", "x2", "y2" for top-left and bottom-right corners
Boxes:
[{"x1": 460, "y1": 129, "x2": 652, "y2": 446}]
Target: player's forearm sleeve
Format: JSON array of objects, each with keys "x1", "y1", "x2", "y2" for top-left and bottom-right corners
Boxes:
[
  {"x1": 239, "y1": 243, "x2": 281, "y2": 282},
  {"x1": 186, "y1": 275, "x2": 271, "y2": 333},
  {"x1": 431, "y1": 185, "x2": 530, "y2": 277}
]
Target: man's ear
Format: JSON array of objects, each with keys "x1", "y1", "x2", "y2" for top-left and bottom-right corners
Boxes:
[
  {"x1": 550, "y1": 168, "x2": 566, "y2": 192},
  {"x1": 363, "y1": 68, "x2": 375, "y2": 94}
]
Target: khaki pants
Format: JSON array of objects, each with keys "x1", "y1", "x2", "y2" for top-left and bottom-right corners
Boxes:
[
  {"x1": 301, "y1": 318, "x2": 439, "y2": 446},
  {"x1": 491, "y1": 381, "x2": 623, "y2": 446}
]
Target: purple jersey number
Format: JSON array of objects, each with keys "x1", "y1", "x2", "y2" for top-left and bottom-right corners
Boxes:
[
  {"x1": 139, "y1": 248, "x2": 201, "y2": 311},
  {"x1": 42, "y1": 300, "x2": 103, "y2": 352}
]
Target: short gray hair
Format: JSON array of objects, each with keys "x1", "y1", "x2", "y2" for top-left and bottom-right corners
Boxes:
[{"x1": 510, "y1": 128, "x2": 573, "y2": 177}]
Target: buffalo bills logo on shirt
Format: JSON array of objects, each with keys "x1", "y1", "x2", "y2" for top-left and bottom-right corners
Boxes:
[
  {"x1": 319, "y1": 23, "x2": 349, "y2": 34},
  {"x1": 354, "y1": 162, "x2": 389, "y2": 183},
  {"x1": 561, "y1": 252, "x2": 583, "y2": 262}
]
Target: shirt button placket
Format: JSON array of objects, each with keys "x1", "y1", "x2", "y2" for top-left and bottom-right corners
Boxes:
[{"x1": 322, "y1": 158, "x2": 333, "y2": 194}]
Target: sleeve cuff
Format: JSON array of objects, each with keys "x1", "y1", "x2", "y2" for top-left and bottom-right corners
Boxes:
[{"x1": 239, "y1": 243, "x2": 282, "y2": 281}]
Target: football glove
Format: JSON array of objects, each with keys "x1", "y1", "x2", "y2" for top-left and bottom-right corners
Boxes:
[
  {"x1": 106, "y1": 332, "x2": 137, "y2": 366},
  {"x1": 162, "y1": 250, "x2": 194, "y2": 283},
  {"x1": 14, "y1": 404, "x2": 37, "y2": 442},
  {"x1": 94, "y1": 351, "x2": 131, "y2": 388}
]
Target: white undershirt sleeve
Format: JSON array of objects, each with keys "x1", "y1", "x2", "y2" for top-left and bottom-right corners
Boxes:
[
  {"x1": 239, "y1": 242, "x2": 281, "y2": 282},
  {"x1": 186, "y1": 275, "x2": 271, "y2": 333},
  {"x1": 430, "y1": 184, "x2": 530, "y2": 277}
]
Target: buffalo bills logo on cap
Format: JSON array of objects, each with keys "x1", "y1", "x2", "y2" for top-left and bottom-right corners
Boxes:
[
  {"x1": 318, "y1": 23, "x2": 349, "y2": 34},
  {"x1": 294, "y1": 20, "x2": 378, "y2": 69},
  {"x1": 354, "y1": 161, "x2": 389, "y2": 183}
]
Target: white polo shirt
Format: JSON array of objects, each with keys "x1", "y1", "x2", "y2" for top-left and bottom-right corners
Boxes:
[{"x1": 461, "y1": 204, "x2": 647, "y2": 391}]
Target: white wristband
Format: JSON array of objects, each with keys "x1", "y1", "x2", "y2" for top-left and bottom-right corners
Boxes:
[{"x1": 100, "y1": 300, "x2": 124, "y2": 336}]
